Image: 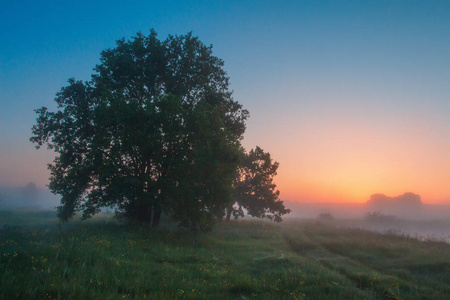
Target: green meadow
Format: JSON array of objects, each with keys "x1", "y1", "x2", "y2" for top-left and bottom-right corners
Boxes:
[{"x1": 1, "y1": 211, "x2": 449, "y2": 299}]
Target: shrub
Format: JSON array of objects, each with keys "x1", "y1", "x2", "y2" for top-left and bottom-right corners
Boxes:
[{"x1": 364, "y1": 211, "x2": 396, "y2": 223}]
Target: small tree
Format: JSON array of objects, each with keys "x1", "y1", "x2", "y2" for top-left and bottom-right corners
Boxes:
[
  {"x1": 228, "y1": 146, "x2": 290, "y2": 222},
  {"x1": 31, "y1": 30, "x2": 248, "y2": 230},
  {"x1": 317, "y1": 212, "x2": 334, "y2": 221}
]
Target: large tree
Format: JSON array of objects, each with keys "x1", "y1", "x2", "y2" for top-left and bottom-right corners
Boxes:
[
  {"x1": 31, "y1": 30, "x2": 248, "y2": 230},
  {"x1": 228, "y1": 146, "x2": 291, "y2": 222}
]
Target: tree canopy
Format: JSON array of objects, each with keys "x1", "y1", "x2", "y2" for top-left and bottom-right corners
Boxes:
[{"x1": 31, "y1": 30, "x2": 289, "y2": 230}]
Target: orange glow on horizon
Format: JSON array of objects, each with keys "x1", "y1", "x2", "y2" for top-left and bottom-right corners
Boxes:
[
  {"x1": 275, "y1": 152, "x2": 450, "y2": 205},
  {"x1": 247, "y1": 107, "x2": 450, "y2": 206},
  {"x1": 278, "y1": 180, "x2": 450, "y2": 205}
]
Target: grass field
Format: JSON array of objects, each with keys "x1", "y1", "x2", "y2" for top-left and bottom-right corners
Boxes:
[{"x1": 1, "y1": 210, "x2": 449, "y2": 299}]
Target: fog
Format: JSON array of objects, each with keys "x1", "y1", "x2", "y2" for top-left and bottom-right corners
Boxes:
[
  {"x1": 1, "y1": 186, "x2": 449, "y2": 242},
  {"x1": 0, "y1": 182, "x2": 60, "y2": 210},
  {"x1": 284, "y1": 193, "x2": 450, "y2": 242}
]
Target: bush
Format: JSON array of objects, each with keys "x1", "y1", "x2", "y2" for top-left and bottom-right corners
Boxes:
[
  {"x1": 317, "y1": 212, "x2": 335, "y2": 221},
  {"x1": 364, "y1": 211, "x2": 396, "y2": 223}
]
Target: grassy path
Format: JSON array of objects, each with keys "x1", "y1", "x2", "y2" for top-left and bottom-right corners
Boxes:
[{"x1": 282, "y1": 221, "x2": 450, "y2": 299}]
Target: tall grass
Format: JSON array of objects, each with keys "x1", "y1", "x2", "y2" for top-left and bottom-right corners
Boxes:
[{"x1": 0, "y1": 211, "x2": 449, "y2": 299}]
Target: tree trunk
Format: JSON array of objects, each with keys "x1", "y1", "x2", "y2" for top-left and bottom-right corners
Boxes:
[
  {"x1": 225, "y1": 206, "x2": 232, "y2": 222},
  {"x1": 131, "y1": 202, "x2": 152, "y2": 223},
  {"x1": 152, "y1": 206, "x2": 162, "y2": 228}
]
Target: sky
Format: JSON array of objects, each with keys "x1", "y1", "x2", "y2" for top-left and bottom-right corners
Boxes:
[{"x1": 1, "y1": 0, "x2": 450, "y2": 205}]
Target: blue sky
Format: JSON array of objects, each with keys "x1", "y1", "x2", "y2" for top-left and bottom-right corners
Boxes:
[{"x1": 1, "y1": 1, "x2": 450, "y2": 203}]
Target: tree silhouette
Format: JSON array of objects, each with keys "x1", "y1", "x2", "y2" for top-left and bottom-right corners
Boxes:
[{"x1": 31, "y1": 30, "x2": 248, "y2": 230}]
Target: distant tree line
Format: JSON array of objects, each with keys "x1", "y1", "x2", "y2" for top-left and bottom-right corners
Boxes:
[
  {"x1": 367, "y1": 193, "x2": 422, "y2": 207},
  {"x1": 31, "y1": 30, "x2": 289, "y2": 231}
]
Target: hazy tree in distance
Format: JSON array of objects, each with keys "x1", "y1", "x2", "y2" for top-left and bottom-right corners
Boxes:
[
  {"x1": 31, "y1": 30, "x2": 248, "y2": 230},
  {"x1": 228, "y1": 146, "x2": 290, "y2": 222},
  {"x1": 22, "y1": 182, "x2": 38, "y2": 202}
]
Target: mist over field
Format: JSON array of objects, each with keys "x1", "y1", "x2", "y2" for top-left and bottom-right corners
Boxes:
[
  {"x1": 284, "y1": 195, "x2": 450, "y2": 243},
  {"x1": 0, "y1": 182, "x2": 59, "y2": 210},
  {"x1": 1, "y1": 183, "x2": 449, "y2": 243}
]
